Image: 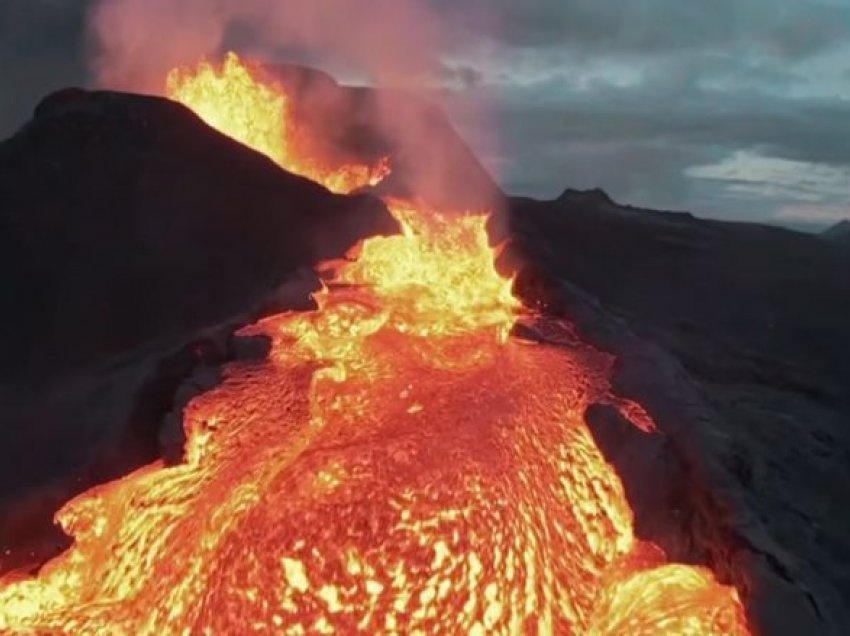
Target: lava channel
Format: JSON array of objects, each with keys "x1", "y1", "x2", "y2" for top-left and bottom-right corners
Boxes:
[{"x1": 0, "y1": 54, "x2": 751, "y2": 635}]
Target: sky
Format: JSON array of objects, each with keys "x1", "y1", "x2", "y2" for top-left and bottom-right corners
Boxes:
[{"x1": 1, "y1": 0, "x2": 848, "y2": 229}]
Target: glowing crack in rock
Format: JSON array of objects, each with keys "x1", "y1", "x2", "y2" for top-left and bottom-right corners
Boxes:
[{"x1": 0, "y1": 53, "x2": 750, "y2": 635}]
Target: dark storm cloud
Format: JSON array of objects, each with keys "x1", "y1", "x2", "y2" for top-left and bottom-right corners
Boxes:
[
  {"x1": 437, "y1": 0, "x2": 850, "y2": 58},
  {"x1": 484, "y1": 93, "x2": 850, "y2": 223},
  {"x1": 459, "y1": 73, "x2": 850, "y2": 224},
  {"x1": 493, "y1": 82, "x2": 850, "y2": 169},
  {"x1": 437, "y1": 0, "x2": 850, "y2": 225}
]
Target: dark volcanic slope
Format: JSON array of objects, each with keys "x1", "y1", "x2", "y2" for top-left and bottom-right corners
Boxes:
[
  {"x1": 507, "y1": 188, "x2": 850, "y2": 634},
  {"x1": 0, "y1": 89, "x2": 395, "y2": 571},
  {"x1": 822, "y1": 220, "x2": 850, "y2": 248},
  {"x1": 0, "y1": 89, "x2": 394, "y2": 385},
  {"x1": 512, "y1": 189, "x2": 850, "y2": 403}
]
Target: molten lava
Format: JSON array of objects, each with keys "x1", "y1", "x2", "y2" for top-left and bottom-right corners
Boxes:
[
  {"x1": 166, "y1": 52, "x2": 390, "y2": 194},
  {"x1": 0, "y1": 54, "x2": 751, "y2": 634}
]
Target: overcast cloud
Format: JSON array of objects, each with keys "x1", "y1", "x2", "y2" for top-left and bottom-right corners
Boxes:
[{"x1": 1, "y1": 0, "x2": 848, "y2": 228}]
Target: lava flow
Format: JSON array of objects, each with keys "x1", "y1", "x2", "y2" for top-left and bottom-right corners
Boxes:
[{"x1": 0, "y1": 54, "x2": 751, "y2": 635}]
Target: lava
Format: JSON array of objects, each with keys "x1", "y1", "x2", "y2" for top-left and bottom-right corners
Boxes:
[
  {"x1": 166, "y1": 52, "x2": 390, "y2": 195},
  {"x1": 0, "y1": 54, "x2": 751, "y2": 634}
]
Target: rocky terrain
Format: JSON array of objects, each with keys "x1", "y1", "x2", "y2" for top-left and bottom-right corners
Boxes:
[
  {"x1": 505, "y1": 189, "x2": 850, "y2": 634},
  {"x1": 822, "y1": 220, "x2": 850, "y2": 248},
  {"x1": 1, "y1": 80, "x2": 848, "y2": 635}
]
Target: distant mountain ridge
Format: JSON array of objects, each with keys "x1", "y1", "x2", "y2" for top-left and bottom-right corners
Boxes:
[{"x1": 822, "y1": 219, "x2": 850, "y2": 246}]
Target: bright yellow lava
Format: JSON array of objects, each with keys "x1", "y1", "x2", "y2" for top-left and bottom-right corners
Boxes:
[
  {"x1": 0, "y1": 54, "x2": 751, "y2": 635},
  {"x1": 166, "y1": 52, "x2": 390, "y2": 194}
]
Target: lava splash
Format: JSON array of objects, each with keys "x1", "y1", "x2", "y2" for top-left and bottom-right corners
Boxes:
[{"x1": 0, "y1": 54, "x2": 750, "y2": 635}]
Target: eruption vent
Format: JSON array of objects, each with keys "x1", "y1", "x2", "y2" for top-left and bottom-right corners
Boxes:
[
  {"x1": 166, "y1": 53, "x2": 390, "y2": 194},
  {"x1": 0, "y1": 54, "x2": 750, "y2": 635}
]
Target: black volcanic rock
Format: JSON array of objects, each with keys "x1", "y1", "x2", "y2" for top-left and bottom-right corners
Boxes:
[
  {"x1": 506, "y1": 193, "x2": 850, "y2": 633},
  {"x1": 0, "y1": 88, "x2": 396, "y2": 385},
  {"x1": 508, "y1": 195, "x2": 850, "y2": 404},
  {"x1": 0, "y1": 88, "x2": 396, "y2": 571},
  {"x1": 822, "y1": 219, "x2": 850, "y2": 247}
]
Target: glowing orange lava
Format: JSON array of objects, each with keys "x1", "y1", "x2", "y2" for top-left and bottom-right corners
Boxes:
[
  {"x1": 166, "y1": 52, "x2": 390, "y2": 194},
  {"x1": 0, "y1": 55, "x2": 750, "y2": 635}
]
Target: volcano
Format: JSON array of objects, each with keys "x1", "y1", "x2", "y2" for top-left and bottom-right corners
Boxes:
[{"x1": 0, "y1": 53, "x2": 847, "y2": 635}]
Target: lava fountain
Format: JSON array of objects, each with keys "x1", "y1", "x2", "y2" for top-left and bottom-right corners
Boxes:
[
  {"x1": 0, "y1": 54, "x2": 750, "y2": 634},
  {"x1": 166, "y1": 53, "x2": 390, "y2": 195}
]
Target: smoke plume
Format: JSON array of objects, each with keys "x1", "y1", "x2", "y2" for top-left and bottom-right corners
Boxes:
[{"x1": 91, "y1": 0, "x2": 448, "y2": 91}]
